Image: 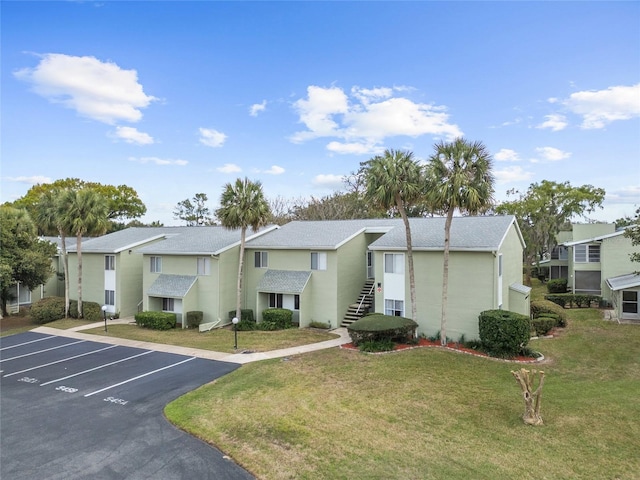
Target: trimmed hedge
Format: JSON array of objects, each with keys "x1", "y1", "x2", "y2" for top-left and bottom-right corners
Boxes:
[
  {"x1": 478, "y1": 309, "x2": 530, "y2": 357},
  {"x1": 547, "y1": 278, "x2": 567, "y2": 293},
  {"x1": 135, "y1": 311, "x2": 177, "y2": 330},
  {"x1": 544, "y1": 293, "x2": 601, "y2": 309},
  {"x1": 228, "y1": 309, "x2": 255, "y2": 322},
  {"x1": 530, "y1": 300, "x2": 568, "y2": 328},
  {"x1": 30, "y1": 297, "x2": 66, "y2": 324},
  {"x1": 532, "y1": 317, "x2": 556, "y2": 336},
  {"x1": 186, "y1": 311, "x2": 203, "y2": 328},
  {"x1": 261, "y1": 308, "x2": 293, "y2": 330},
  {"x1": 347, "y1": 314, "x2": 417, "y2": 346}
]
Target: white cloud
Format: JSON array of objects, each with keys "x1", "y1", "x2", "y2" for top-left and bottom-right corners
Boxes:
[
  {"x1": 326, "y1": 141, "x2": 383, "y2": 155},
  {"x1": 129, "y1": 156, "x2": 188, "y2": 166},
  {"x1": 6, "y1": 175, "x2": 52, "y2": 185},
  {"x1": 14, "y1": 53, "x2": 157, "y2": 124},
  {"x1": 217, "y1": 163, "x2": 242, "y2": 173},
  {"x1": 494, "y1": 148, "x2": 520, "y2": 162},
  {"x1": 113, "y1": 126, "x2": 154, "y2": 145},
  {"x1": 493, "y1": 166, "x2": 534, "y2": 184},
  {"x1": 249, "y1": 100, "x2": 267, "y2": 117},
  {"x1": 199, "y1": 127, "x2": 227, "y2": 147},
  {"x1": 536, "y1": 114, "x2": 568, "y2": 132},
  {"x1": 263, "y1": 165, "x2": 285, "y2": 175},
  {"x1": 605, "y1": 185, "x2": 640, "y2": 204},
  {"x1": 290, "y1": 85, "x2": 461, "y2": 152},
  {"x1": 312, "y1": 174, "x2": 345, "y2": 189},
  {"x1": 564, "y1": 83, "x2": 640, "y2": 129},
  {"x1": 535, "y1": 146, "x2": 571, "y2": 162}
]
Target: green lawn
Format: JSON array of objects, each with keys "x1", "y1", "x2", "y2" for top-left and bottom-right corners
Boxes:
[{"x1": 166, "y1": 305, "x2": 640, "y2": 480}]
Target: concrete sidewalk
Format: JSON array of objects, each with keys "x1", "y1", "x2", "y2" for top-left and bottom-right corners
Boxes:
[{"x1": 31, "y1": 319, "x2": 351, "y2": 365}]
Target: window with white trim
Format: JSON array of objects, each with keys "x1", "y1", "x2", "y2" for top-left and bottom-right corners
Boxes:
[
  {"x1": 104, "y1": 290, "x2": 115, "y2": 306},
  {"x1": 255, "y1": 251, "x2": 268, "y2": 268},
  {"x1": 622, "y1": 290, "x2": 638, "y2": 315},
  {"x1": 385, "y1": 299, "x2": 404, "y2": 317},
  {"x1": 550, "y1": 246, "x2": 568, "y2": 260},
  {"x1": 150, "y1": 256, "x2": 162, "y2": 273},
  {"x1": 269, "y1": 293, "x2": 283, "y2": 308},
  {"x1": 197, "y1": 257, "x2": 210, "y2": 275},
  {"x1": 162, "y1": 298, "x2": 174, "y2": 311},
  {"x1": 574, "y1": 244, "x2": 600, "y2": 263},
  {"x1": 105, "y1": 255, "x2": 115, "y2": 271},
  {"x1": 384, "y1": 253, "x2": 404, "y2": 274},
  {"x1": 311, "y1": 252, "x2": 327, "y2": 271}
]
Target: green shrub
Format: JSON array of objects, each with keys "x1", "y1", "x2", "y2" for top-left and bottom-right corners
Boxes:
[
  {"x1": 81, "y1": 302, "x2": 102, "y2": 322},
  {"x1": 547, "y1": 278, "x2": 567, "y2": 293},
  {"x1": 261, "y1": 308, "x2": 293, "y2": 330},
  {"x1": 309, "y1": 321, "x2": 331, "y2": 329},
  {"x1": 236, "y1": 319, "x2": 259, "y2": 331},
  {"x1": 347, "y1": 314, "x2": 417, "y2": 346},
  {"x1": 228, "y1": 309, "x2": 255, "y2": 323},
  {"x1": 544, "y1": 293, "x2": 601, "y2": 309},
  {"x1": 359, "y1": 338, "x2": 395, "y2": 352},
  {"x1": 478, "y1": 310, "x2": 530, "y2": 357},
  {"x1": 30, "y1": 297, "x2": 65, "y2": 324},
  {"x1": 532, "y1": 317, "x2": 556, "y2": 336},
  {"x1": 530, "y1": 300, "x2": 568, "y2": 328},
  {"x1": 135, "y1": 311, "x2": 177, "y2": 330},
  {"x1": 186, "y1": 311, "x2": 203, "y2": 328}
]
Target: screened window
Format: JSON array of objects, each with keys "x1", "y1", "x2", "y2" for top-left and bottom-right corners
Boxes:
[
  {"x1": 574, "y1": 244, "x2": 600, "y2": 263},
  {"x1": 255, "y1": 251, "x2": 268, "y2": 268},
  {"x1": 311, "y1": 252, "x2": 327, "y2": 271},
  {"x1": 574, "y1": 271, "x2": 601, "y2": 294},
  {"x1": 197, "y1": 257, "x2": 210, "y2": 275},
  {"x1": 162, "y1": 298, "x2": 174, "y2": 311},
  {"x1": 384, "y1": 253, "x2": 404, "y2": 274},
  {"x1": 104, "y1": 290, "x2": 115, "y2": 306},
  {"x1": 269, "y1": 293, "x2": 283, "y2": 308},
  {"x1": 550, "y1": 246, "x2": 568, "y2": 261},
  {"x1": 104, "y1": 255, "x2": 115, "y2": 271},
  {"x1": 550, "y1": 266, "x2": 569, "y2": 280},
  {"x1": 150, "y1": 256, "x2": 162, "y2": 273},
  {"x1": 622, "y1": 291, "x2": 638, "y2": 314},
  {"x1": 385, "y1": 299, "x2": 404, "y2": 317}
]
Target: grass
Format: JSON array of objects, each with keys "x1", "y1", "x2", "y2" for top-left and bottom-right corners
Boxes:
[
  {"x1": 81, "y1": 324, "x2": 338, "y2": 354},
  {"x1": 165, "y1": 301, "x2": 640, "y2": 479}
]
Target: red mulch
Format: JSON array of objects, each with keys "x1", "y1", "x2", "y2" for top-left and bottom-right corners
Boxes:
[{"x1": 340, "y1": 338, "x2": 542, "y2": 363}]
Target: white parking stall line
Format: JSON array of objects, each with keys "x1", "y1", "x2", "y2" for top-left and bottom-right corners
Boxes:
[
  {"x1": 0, "y1": 340, "x2": 86, "y2": 363},
  {"x1": 3, "y1": 345, "x2": 118, "y2": 378},
  {"x1": 0, "y1": 336, "x2": 55, "y2": 351},
  {"x1": 84, "y1": 356, "x2": 196, "y2": 397},
  {"x1": 39, "y1": 350, "x2": 154, "y2": 386}
]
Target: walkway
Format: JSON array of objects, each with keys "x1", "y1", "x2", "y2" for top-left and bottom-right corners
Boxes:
[{"x1": 31, "y1": 319, "x2": 351, "y2": 365}]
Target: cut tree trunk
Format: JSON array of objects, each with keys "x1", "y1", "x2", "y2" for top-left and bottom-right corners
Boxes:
[{"x1": 511, "y1": 368, "x2": 545, "y2": 426}]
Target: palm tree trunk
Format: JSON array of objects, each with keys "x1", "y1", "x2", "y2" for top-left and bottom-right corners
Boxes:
[
  {"x1": 235, "y1": 227, "x2": 246, "y2": 321},
  {"x1": 397, "y1": 197, "x2": 417, "y2": 324},
  {"x1": 440, "y1": 209, "x2": 454, "y2": 346},
  {"x1": 58, "y1": 228, "x2": 70, "y2": 318},
  {"x1": 77, "y1": 233, "x2": 83, "y2": 318}
]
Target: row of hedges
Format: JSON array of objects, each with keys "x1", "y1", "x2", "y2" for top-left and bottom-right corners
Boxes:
[
  {"x1": 30, "y1": 297, "x2": 103, "y2": 324},
  {"x1": 530, "y1": 299, "x2": 568, "y2": 336},
  {"x1": 544, "y1": 293, "x2": 601, "y2": 309},
  {"x1": 135, "y1": 311, "x2": 177, "y2": 330}
]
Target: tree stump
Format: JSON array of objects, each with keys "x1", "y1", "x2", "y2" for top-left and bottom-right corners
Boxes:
[{"x1": 511, "y1": 368, "x2": 545, "y2": 426}]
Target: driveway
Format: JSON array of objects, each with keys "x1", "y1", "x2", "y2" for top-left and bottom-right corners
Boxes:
[{"x1": 0, "y1": 331, "x2": 255, "y2": 480}]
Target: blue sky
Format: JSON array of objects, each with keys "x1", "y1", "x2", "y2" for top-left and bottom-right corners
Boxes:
[{"x1": 2, "y1": 1, "x2": 639, "y2": 226}]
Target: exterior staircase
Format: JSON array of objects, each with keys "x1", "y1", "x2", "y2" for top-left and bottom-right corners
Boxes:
[{"x1": 341, "y1": 279, "x2": 375, "y2": 328}]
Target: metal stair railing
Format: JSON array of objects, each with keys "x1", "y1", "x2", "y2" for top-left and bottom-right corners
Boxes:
[{"x1": 355, "y1": 282, "x2": 375, "y2": 316}]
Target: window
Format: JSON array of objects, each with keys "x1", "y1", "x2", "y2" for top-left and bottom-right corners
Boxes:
[
  {"x1": 622, "y1": 291, "x2": 638, "y2": 314},
  {"x1": 550, "y1": 266, "x2": 568, "y2": 280},
  {"x1": 197, "y1": 257, "x2": 210, "y2": 275},
  {"x1": 574, "y1": 271, "x2": 601, "y2": 294},
  {"x1": 311, "y1": 252, "x2": 327, "y2": 270},
  {"x1": 550, "y1": 246, "x2": 568, "y2": 261},
  {"x1": 150, "y1": 256, "x2": 162, "y2": 273},
  {"x1": 385, "y1": 299, "x2": 404, "y2": 317},
  {"x1": 104, "y1": 255, "x2": 115, "y2": 271},
  {"x1": 294, "y1": 294, "x2": 300, "y2": 310},
  {"x1": 255, "y1": 251, "x2": 268, "y2": 268},
  {"x1": 574, "y1": 244, "x2": 600, "y2": 263},
  {"x1": 269, "y1": 293, "x2": 283, "y2": 308},
  {"x1": 384, "y1": 253, "x2": 404, "y2": 274},
  {"x1": 162, "y1": 298, "x2": 174, "y2": 311},
  {"x1": 104, "y1": 290, "x2": 115, "y2": 306}
]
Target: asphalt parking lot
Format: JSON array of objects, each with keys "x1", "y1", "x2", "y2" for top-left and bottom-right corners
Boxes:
[{"x1": 0, "y1": 331, "x2": 255, "y2": 480}]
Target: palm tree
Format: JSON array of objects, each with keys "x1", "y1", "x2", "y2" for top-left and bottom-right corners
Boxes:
[
  {"x1": 58, "y1": 188, "x2": 109, "y2": 318},
  {"x1": 216, "y1": 178, "x2": 271, "y2": 322},
  {"x1": 36, "y1": 188, "x2": 72, "y2": 318},
  {"x1": 363, "y1": 149, "x2": 424, "y2": 323},
  {"x1": 426, "y1": 138, "x2": 495, "y2": 345}
]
